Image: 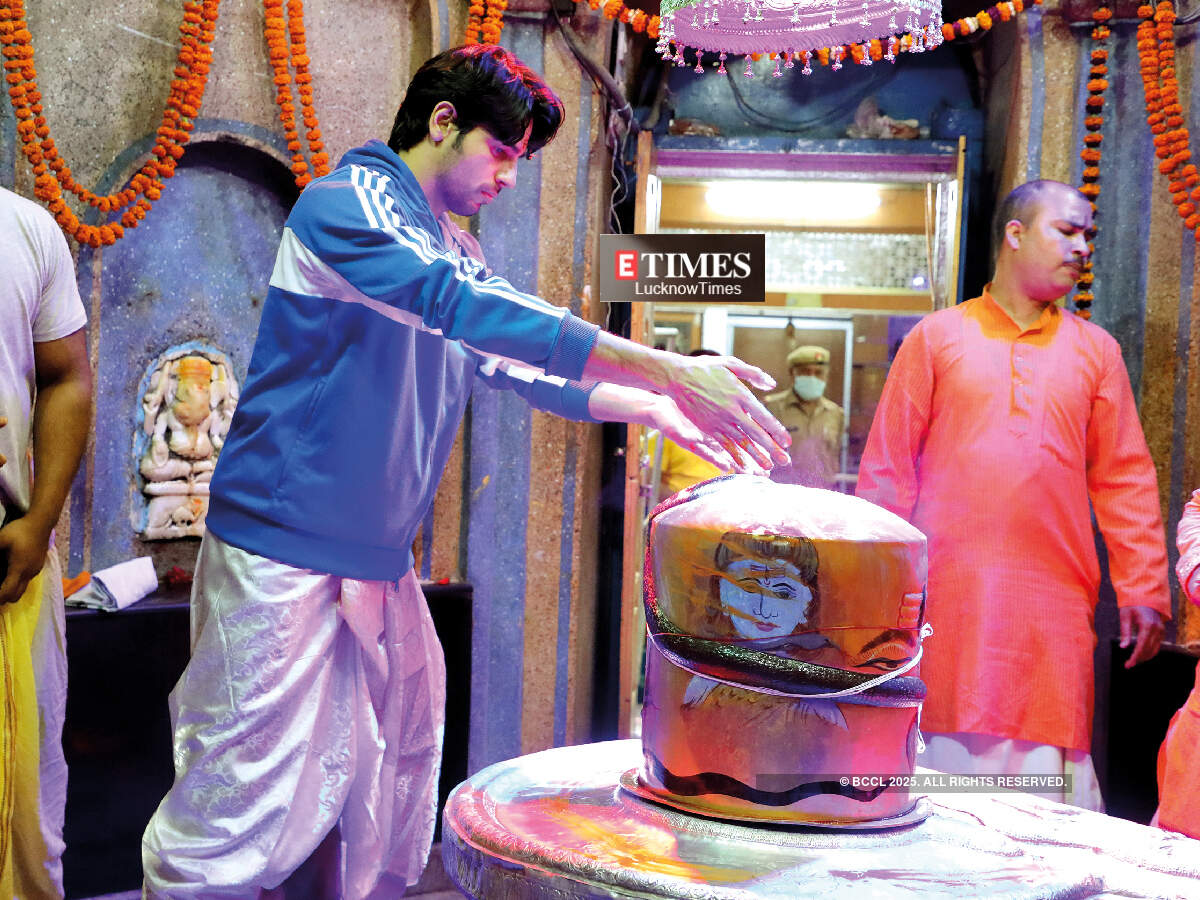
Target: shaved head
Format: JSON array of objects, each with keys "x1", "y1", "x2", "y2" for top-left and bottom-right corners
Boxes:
[{"x1": 993, "y1": 180, "x2": 1090, "y2": 254}]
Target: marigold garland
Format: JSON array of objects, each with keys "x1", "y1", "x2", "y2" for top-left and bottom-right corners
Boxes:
[
  {"x1": 1139, "y1": 2, "x2": 1200, "y2": 242},
  {"x1": 1, "y1": 0, "x2": 219, "y2": 246},
  {"x1": 464, "y1": 0, "x2": 1035, "y2": 71},
  {"x1": 264, "y1": 0, "x2": 330, "y2": 188},
  {"x1": 1071, "y1": 5, "x2": 1110, "y2": 319},
  {"x1": 465, "y1": 0, "x2": 508, "y2": 43}
]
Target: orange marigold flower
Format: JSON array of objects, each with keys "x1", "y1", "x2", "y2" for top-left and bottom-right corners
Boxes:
[
  {"x1": 978, "y1": 11, "x2": 992, "y2": 28},
  {"x1": 1181, "y1": 202, "x2": 1197, "y2": 216},
  {"x1": 1081, "y1": 148, "x2": 1102, "y2": 163},
  {"x1": 1087, "y1": 79, "x2": 1108, "y2": 93}
]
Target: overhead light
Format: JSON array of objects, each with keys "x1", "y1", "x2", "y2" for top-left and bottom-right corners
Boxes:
[{"x1": 704, "y1": 181, "x2": 882, "y2": 220}]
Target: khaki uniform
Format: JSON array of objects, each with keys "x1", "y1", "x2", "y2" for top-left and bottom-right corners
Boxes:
[{"x1": 764, "y1": 390, "x2": 844, "y2": 489}]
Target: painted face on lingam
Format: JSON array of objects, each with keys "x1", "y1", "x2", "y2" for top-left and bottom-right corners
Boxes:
[{"x1": 717, "y1": 557, "x2": 812, "y2": 641}]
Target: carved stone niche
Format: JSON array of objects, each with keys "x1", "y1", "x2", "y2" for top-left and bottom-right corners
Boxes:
[{"x1": 133, "y1": 342, "x2": 239, "y2": 540}]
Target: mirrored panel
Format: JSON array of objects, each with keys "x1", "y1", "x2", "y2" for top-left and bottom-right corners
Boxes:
[{"x1": 617, "y1": 136, "x2": 968, "y2": 738}]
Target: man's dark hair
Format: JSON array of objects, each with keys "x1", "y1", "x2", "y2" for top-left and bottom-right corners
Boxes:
[
  {"x1": 992, "y1": 179, "x2": 1087, "y2": 252},
  {"x1": 388, "y1": 45, "x2": 564, "y2": 157}
]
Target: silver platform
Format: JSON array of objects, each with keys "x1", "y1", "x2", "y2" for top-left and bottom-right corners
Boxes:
[{"x1": 442, "y1": 739, "x2": 1200, "y2": 899}]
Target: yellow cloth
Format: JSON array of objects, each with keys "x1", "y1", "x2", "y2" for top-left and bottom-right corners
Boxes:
[
  {"x1": 0, "y1": 568, "x2": 57, "y2": 899},
  {"x1": 647, "y1": 432, "x2": 723, "y2": 499}
]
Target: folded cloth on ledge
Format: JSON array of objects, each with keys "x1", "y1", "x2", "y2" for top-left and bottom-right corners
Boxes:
[{"x1": 66, "y1": 557, "x2": 158, "y2": 611}]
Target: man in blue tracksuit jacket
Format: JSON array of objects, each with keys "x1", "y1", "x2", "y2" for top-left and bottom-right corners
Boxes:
[{"x1": 142, "y1": 45, "x2": 789, "y2": 898}]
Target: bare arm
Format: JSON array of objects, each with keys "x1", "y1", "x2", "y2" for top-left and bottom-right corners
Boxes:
[
  {"x1": 0, "y1": 328, "x2": 92, "y2": 604},
  {"x1": 582, "y1": 330, "x2": 790, "y2": 469},
  {"x1": 587, "y1": 383, "x2": 749, "y2": 473}
]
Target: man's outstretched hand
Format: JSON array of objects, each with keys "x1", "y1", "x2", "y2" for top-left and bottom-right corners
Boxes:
[
  {"x1": 582, "y1": 335, "x2": 790, "y2": 472},
  {"x1": 661, "y1": 354, "x2": 790, "y2": 471}
]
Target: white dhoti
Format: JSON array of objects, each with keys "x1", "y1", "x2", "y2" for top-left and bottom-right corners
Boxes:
[
  {"x1": 921, "y1": 731, "x2": 1104, "y2": 811},
  {"x1": 142, "y1": 533, "x2": 446, "y2": 899}
]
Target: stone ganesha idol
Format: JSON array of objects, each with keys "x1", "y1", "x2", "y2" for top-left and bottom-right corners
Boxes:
[
  {"x1": 636, "y1": 475, "x2": 929, "y2": 824},
  {"x1": 136, "y1": 346, "x2": 239, "y2": 540}
]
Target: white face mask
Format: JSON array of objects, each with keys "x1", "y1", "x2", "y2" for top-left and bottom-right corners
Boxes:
[{"x1": 793, "y1": 375, "x2": 826, "y2": 401}]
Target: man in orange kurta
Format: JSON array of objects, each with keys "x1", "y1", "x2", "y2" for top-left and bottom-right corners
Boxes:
[
  {"x1": 1156, "y1": 489, "x2": 1200, "y2": 837},
  {"x1": 857, "y1": 180, "x2": 1170, "y2": 810}
]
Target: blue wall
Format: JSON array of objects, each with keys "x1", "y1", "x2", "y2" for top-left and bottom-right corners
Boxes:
[
  {"x1": 71, "y1": 137, "x2": 296, "y2": 574},
  {"x1": 665, "y1": 46, "x2": 979, "y2": 139}
]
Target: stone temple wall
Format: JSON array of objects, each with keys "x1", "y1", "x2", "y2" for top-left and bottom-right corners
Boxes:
[{"x1": 2, "y1": 0, "x2": 618, "y2": 763}]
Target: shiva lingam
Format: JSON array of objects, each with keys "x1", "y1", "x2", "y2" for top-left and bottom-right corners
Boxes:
[
  {"x1": 440, "y1": 476, "x2": 1149, "y2": 899},
  {"x1": 628, "y1": 474, "x2": 932, "y2": 828}
]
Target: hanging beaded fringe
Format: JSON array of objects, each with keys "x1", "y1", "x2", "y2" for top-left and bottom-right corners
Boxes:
[{"x1": 654, "y1": 0, "x2": 1039, "y2": 75}]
